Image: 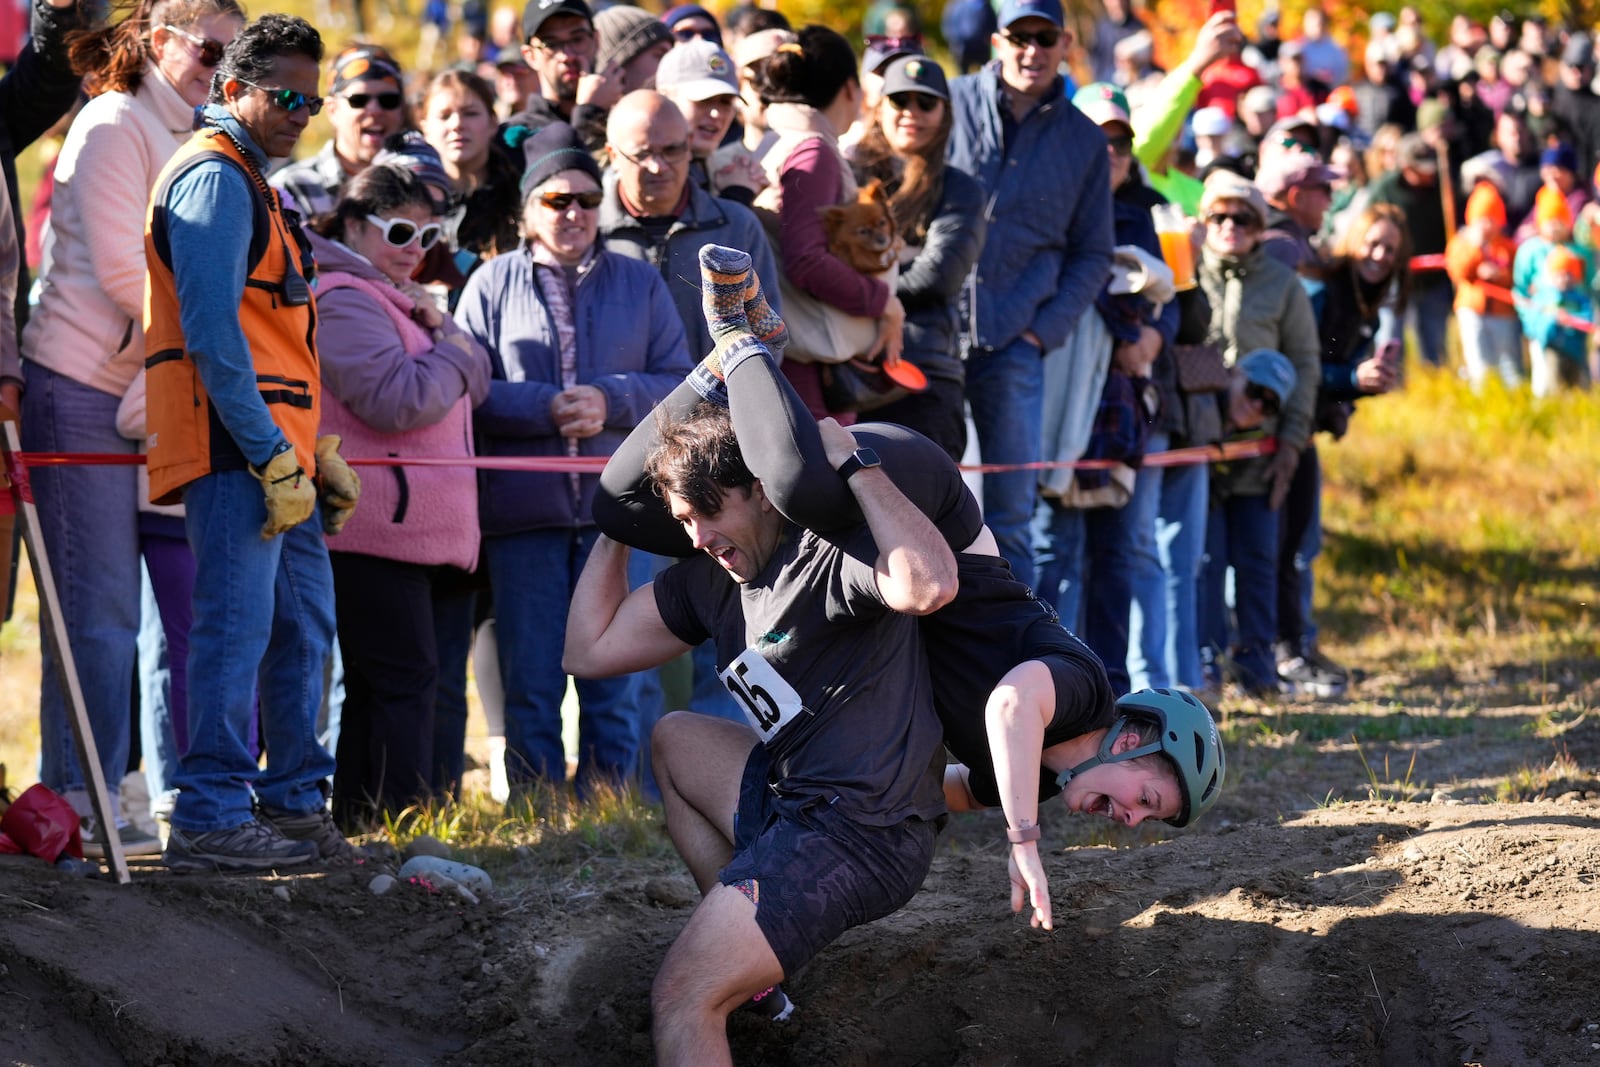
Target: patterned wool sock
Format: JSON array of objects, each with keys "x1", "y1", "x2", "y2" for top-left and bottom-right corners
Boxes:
[
  {"x1": 694, "y1": 244, "x2": 775, "y2": 389},
  {"x1": 743, "y1": 271, "x2": 788, "y2": 358}
]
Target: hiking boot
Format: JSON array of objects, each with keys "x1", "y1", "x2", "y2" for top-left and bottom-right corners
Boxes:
[
  {"x1": 79, "y1": 814, "x2": 163, "y2": 859},
  {"x1": 256, "y1": 803, "x2": 365, "y2": 862},
  {"x1": 164, "y1": 820, "x2": 318, "y2": 873},
  {"x1": 741, "y1": 984, "x2": 795, "y2": 1022},
  {"x1": 1276, "y1": 641, "x2": 1349, "y2": 698}
]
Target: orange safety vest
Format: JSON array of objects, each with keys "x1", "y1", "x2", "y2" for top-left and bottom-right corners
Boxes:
[{"x1": 142, "y1": 126, "x2": 320, "y2": 506}]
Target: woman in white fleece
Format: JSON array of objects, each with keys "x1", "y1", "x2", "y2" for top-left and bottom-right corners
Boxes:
[{"x1": 19, "y1": 0, "x2": 243, "y2": 858}]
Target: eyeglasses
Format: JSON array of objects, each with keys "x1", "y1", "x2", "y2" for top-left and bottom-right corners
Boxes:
[
  {"x1": 161, "y1": 24, "x2": 227, "y2": 67},
  {"x1": 1000, "y1": 27, "x2": 1063, "y2": 50},
  {"x1": 238, "y1": 79, "x2": 324, "y2": 115},
  {"x1": 1106, "y1": 134, "x2": 1134, "y2": 156},
  {"x1": 531, "y1": 27, "x2": 595, "y2": 54},
  {"x1": 613, "y1": 141, "x2": 690, "y2": 167},
  {"x1": 887, "y1": 92, "x2": 940, "y2": 113},
  {"x1": 343, "y1": 91, "x2": 403, "y2": 110},
  {"x1": 1244, "y1": 382, "x2": 1281, "y2": 416},
  {"x1": 364, "y1": 214, "x2": 443, "y2": 250},
  {"x1": 1206, "y1": 211, "x2": 1259, "y2": 230},
  {"x1": 537, "y1": 190, "x2": 604, "y2": 211}
]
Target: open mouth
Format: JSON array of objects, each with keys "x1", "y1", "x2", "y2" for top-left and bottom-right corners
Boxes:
[{"x1": 1085, "y1": 794, "x2": 1114, "y2": 819}]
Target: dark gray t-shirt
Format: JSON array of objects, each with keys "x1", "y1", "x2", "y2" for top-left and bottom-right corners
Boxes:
[{"x1": 654, "y1": 523, "x2": 947, "y2": 826}]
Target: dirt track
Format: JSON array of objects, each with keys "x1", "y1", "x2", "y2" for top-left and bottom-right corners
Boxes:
[{"x1": 3, "y1": 778, "x2": 1599, "y2": 1066}]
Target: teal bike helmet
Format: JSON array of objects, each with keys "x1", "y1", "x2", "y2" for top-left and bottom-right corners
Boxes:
[{"x1": 1054, "y1": 688, "x2": 1226, "y2": 827}]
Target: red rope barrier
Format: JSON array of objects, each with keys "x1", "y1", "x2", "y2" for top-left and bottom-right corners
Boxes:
[{"x1": 11, "y1": 436, "x2": 1279, "y2": 475}]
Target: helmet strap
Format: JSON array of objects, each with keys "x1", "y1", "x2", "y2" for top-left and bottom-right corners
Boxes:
[{"x1": 1053, "y1": 715, "x2": 1166, "y2": 790}]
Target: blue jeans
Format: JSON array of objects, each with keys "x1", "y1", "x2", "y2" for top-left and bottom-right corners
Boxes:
[
  {"x1": 137, "y1": 560, "x2": 180, "y2": 801},
  {"x1": 21, "y1": 361, "x2": 138, "y2": 803},
  {"x1": 486, "y1": 527, "x2": 639, "y2": 800},
  {"x1": 1377, "y1": 282, "x2": 1453, "y2": 369},
  {"x1": 966, "y1": 335, "x2": 1045, "y2": 589},
  {"x1": 171, "y1": 470, "x2": 337, "y2": 832},
  {"x1": 1138, "y1": 460, "x2": 1208, "y2": 690},
  {"x1": 1200, "y1": 491, "x2": 1280, "y2": 691},
  {"x1": 1099, "y1": 432, "x2": 1168, "y2": 694},
  {"x1": 1032, "y1": 499, "x2": 1085, "y2": 633},
  {"x1": 625, "y1": 551, "x2": 742, "y2": 801}
]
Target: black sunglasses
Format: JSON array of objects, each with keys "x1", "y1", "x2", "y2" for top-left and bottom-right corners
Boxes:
[
  {"x1": 343, "y1": 91, "x2": 403, "y2": 110},
  {"x1": 1207, "y1": 210, "x2": 1259, "y2": 230},
  {"x1": 238, "y1": 79, "x2": 324, "y2": 115},
  {"x1": 1245, "y1": 382, "x2": 1281, "y2": 416},
  {"x1": 672, "y1": 24, "x2": 717, "y2": 41},
  {"x1": 1001, "y1": 27, "x2": 1062, "y2": 50},
  {"x1": 1106, "y1": 133, "x2": 1134, "y2": 156},
  {"x1": 887, "y1": 92, "x2": 940, "y2": 113},
  {"x1": 537, "y1": 190, "x2": 604, "y2": 211},
  {"x1": 161, "y1": 23, "x2": 226, "y2": 67}
]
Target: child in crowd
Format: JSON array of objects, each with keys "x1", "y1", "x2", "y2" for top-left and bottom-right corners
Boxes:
[
  {"x1": 1522, "y1": 245, "x2": 1594, "y2": 395},
  {"x1": 1447, "y1": 182, "x2": 1520, "y2": 390},
  {"x1": 1514, "y1": 185, "x2": 1594, "y2": 397}
]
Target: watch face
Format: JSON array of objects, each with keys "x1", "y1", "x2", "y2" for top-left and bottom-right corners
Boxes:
[{"x1": 855, "y1": 447, "x2": 882, "y2": 468}]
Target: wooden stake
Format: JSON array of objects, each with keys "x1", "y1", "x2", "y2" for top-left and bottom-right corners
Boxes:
[{"x1": 1, "y1": 421, "x2": 130, "y2": 884}]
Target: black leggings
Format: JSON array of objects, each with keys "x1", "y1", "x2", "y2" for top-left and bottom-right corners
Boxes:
[{"x1": 593, "y1": 351, "x2": 982, "y2": 553}]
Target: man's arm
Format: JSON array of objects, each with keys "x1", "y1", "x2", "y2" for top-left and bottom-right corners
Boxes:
[
  {"x1": 817, "y1": 418, "x2": 957, "y2": 616},
  {"x1": 166, "y1": 164, "x2": 288, "y2": 467},
  {"x1": 564, "y1": 534, "x2": 695, "y2": 677}
]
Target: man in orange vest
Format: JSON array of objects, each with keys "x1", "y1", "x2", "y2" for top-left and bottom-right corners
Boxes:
[{"x1": 143, "y1": 13, "x2": 362, "y2": 872}]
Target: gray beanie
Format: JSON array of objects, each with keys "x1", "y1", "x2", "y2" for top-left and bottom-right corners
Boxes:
[{"x1": 595, "y1": 6, "x2": 673, "y2": 72}]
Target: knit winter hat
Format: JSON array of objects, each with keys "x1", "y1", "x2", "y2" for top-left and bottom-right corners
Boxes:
[
  {"x1": 1535, "y1": 183, "x2": 1573, "y2": 229},
  {"x1": 1199, "y1": 169, "x2": 1268, "y2": 229},
  {"x1": 1548, "y1": 244, "x2": 1585, "y2": 281},
  {"x1": 519, "y1": 121, "x2": 603, "y2": 200},
  {"x1": 1464, "y1": 182, "x2": 1507, "y2": 229},
  {"x1": 595, "y1": 6, "x2": 674, "y2": 73}
]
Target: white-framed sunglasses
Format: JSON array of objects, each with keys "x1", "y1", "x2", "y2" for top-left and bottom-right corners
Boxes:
[{"x1": 365, "y1": 214, "x2": 443, "y2": 250}]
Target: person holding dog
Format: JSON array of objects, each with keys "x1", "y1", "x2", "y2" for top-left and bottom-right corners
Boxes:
[{"x1": 846, "y1": 54, "x2": 985, "y2": 461}]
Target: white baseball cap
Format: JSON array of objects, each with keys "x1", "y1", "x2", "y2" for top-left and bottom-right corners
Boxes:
[{"x1": 657, "y1": 38, "x2": 740, "y2": 101}]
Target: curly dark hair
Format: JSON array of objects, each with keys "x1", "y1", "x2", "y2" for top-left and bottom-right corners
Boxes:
[
  {"x1": 645, "y1": 402, "x2": 755, "y2": 518},
  {"x1": 308, "y1": 163, "x2": 435, "y2": 241},
  {"x1": 208, "y1": 12, "x2": 323, "y2": 103}
]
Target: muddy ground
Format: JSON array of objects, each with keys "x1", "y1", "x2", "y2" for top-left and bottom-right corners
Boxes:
[{"x1": 3, "y1": 694, "x2": 1599, "y2": 1067}]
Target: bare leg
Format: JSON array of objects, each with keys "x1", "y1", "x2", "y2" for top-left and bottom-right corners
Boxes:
[
  {"x1": 652, "y1": 884, "x2": 784, "y2": 1066},
  {"x1": 651, "y1": 711, "x2": 757, "y2": 893}
]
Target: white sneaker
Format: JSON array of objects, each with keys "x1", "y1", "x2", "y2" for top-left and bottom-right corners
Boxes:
[{"x1": 79, "y1": 814, "x2": 163, "y2": 859}]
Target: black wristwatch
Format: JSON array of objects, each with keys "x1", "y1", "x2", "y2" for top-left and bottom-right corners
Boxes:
[{"x1": 836, "y1": 447, "x2": 882, "y2": 481}]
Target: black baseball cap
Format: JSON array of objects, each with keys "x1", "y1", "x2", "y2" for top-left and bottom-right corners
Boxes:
[
  {"x1": 880, "y1": 55, "x2": 948, "y2": 101},
  {"x1": 522, "y1": 0, "x2": 593, "y2": 43}
]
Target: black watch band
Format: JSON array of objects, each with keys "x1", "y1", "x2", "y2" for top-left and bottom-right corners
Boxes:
[{"x1": 837, "y1": 447, "x2": 882, "y2": 481}]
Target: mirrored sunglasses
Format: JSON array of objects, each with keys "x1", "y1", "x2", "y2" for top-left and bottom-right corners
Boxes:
[
  {"x1": 239, "y1": 80, "x2": 324, "y2": 115},
  {"x1": 161, "y1": 24, "x2": 226, "y2": 67},
  {"x1": 537, "y1": 190, "x2": 604, "y2": 212},
  {"x1": 365, "y1": 214, "x2": 443, "y2": 250}
]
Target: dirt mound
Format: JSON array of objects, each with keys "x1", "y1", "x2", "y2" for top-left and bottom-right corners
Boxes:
[{"x1": 3, "y1": 798, "x2": 1598, "y2": 1067}]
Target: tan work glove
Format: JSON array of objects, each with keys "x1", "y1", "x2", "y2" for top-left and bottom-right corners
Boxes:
[
  {"x1": 249, "y1": 445, "x2": 315, "y2": 539},
  {"x1": 315, "y1": 434, "x2": 361, "y2": 535}
]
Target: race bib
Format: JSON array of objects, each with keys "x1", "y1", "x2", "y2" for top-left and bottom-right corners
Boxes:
[{"x1": 720, "y1": 646, "x2": 805, "y2": 743}]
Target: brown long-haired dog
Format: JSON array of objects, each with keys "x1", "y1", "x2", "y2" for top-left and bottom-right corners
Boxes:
[{"x1": 821, "y1": 178, "x2": 900, "y2": 274}]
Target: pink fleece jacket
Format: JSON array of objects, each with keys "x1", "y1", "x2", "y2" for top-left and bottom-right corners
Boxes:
[{"x1": 317, "y1": 269, "x2": 482, "y2": 571}]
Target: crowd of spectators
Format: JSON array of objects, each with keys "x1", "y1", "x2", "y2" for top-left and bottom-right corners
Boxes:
[{"x1": 9, "y1": 0, "x2": 1600, "y2": 867}]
